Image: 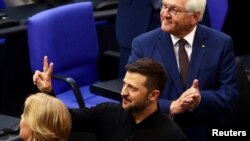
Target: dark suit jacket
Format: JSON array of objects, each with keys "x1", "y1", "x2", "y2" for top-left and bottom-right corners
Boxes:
[
  {"x1": 115, "y1": 0, "x2": 154, "y2": 48},
  {"x1": 128, "y1": 24, "x2": 239, "y2": 141}
]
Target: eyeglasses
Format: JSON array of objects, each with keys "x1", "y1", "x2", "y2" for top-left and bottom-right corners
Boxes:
[{"x1": 160, "y1": 3, "x2": 190, "y2": 16}]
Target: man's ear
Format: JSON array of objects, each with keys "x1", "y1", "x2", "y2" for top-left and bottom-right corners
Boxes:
[
  {"x1": 150, "y1": 90, "x2": 160, "y2": 101},
  {"x1": 191, "y1": 11, "x2": 200, "y2": 25}
]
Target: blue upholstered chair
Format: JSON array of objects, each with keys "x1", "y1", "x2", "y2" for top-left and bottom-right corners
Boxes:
[
  {"x1": 0, "y1": 0, "x2": 6, "y2": 45},
  {"x1": 27, "y1": 2, "x2": 119, "y2": 108},
  {"x1": 0, "y1": 0, "x2": 5, "y2": 9}
]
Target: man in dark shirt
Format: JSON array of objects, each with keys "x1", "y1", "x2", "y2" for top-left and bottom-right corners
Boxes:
[{"x1": 33, "y1": 56, "x2": 187, "y2": 141}]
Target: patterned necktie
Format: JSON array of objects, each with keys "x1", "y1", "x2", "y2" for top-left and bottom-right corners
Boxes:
[{"x1": 178, "y1": 39, "x2": 189, "y2": 90}]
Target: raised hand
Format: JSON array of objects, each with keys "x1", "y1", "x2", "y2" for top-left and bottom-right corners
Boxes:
[{"x1": 33, "y1": 56, "x2": 53, "y2": 93}]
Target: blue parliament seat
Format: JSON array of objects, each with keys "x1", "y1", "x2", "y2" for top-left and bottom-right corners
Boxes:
[{"x1": 27, "y1": 2, "x2": 119, "y2": 108}]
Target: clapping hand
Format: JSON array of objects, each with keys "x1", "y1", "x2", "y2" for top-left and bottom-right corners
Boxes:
[{"x1": 170, "y1": 79, "x2": 201, "y2": 115}]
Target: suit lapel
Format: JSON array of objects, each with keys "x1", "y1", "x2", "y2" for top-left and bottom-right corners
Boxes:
[
  {"x1": 187, "y1": 25, "x2": 208, "y2": 87},
  {"x1": 157, "y1": 31, "x2": 183, "y2": 94},
  {"x1": 156, "y1": 25, "x2": 209, "y2": 93}
]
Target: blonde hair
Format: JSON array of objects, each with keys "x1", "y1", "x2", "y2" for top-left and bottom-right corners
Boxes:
[{"x1": 23, "y1": 93, "x2": 71, "y2": 141}]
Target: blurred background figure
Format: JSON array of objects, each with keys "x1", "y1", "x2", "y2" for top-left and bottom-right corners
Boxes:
[{"x1": 115, "y1": 0, "x2": 161, "y2": 77}]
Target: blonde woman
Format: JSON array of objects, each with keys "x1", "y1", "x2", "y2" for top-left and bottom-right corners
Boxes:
[{"x1": 19, "y1": 93, "x2": 71, "y2": 141}]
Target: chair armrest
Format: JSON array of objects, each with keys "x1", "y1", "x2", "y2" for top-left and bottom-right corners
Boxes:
[
  {"x1": 0, "y1": 19, "x2": 20, "y2": 29},
  {"x1": 103, "y1": 50, "x2": 120, "y2": 58},
  {"x1": 94, "y1": 0, "x2": 118, "y2": 11},
  {"x1": 52, "y1": 74, "x2": 85, "y2": 108}
]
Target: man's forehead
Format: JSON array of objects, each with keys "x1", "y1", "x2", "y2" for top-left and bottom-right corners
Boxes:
[{"x1": 123, "y1": 72, "x2": 147, "y2": 86}]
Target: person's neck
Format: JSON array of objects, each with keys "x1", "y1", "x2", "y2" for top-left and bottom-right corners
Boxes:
[
  {"x1": 132, "y1": 103, "x2": 157, "y2": 124},
  {"x1": 174, "y1": 25, "x2": 197, "y2": 38}
]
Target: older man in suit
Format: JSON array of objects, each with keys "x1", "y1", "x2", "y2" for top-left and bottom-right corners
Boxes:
[{"x1": 128, "y1": 0, "x2": 238, "y2": 141}]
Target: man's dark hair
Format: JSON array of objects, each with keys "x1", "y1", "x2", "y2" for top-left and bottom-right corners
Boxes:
[{"x1": 125, "y1": 58, "x2": 167, "y2": 93}]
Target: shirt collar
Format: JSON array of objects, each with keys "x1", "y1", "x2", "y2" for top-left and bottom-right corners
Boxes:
[
  {"x1": 170, "y1": 25, "x2": 197, "y2": 46},
  {"x1": 129, "y1": 106, "x2": 163, "y2": 127}
]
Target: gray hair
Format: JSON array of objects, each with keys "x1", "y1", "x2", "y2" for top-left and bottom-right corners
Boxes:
[{"x1": 185, "y1": 0, "x2": 206, "y2": 21}]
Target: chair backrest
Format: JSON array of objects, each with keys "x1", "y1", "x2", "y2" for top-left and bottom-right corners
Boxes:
[
  {"x1": 0, "y1": 0, "x2": 5, "y2": 9},
  {"x1": 27, "y1": 2, "x2": 99, "y2": 94}
]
